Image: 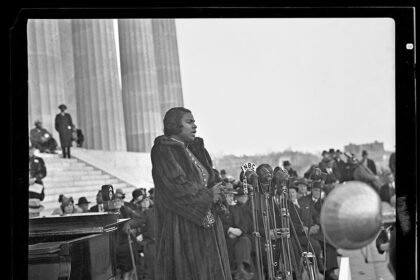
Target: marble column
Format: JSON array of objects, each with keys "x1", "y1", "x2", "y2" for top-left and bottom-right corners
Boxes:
[
  {"x1": 72, "y1": 19, "x2": 127, "y2": 151},
  {"x1": 151, "y1": 19, "x2": 184, "y2": 117},
  {"x1": 28, "y1": 19, "x2": 77, "y2": 143},
  {"x1": 118, "y1": 19, "x2": 163, "y2": 152}
]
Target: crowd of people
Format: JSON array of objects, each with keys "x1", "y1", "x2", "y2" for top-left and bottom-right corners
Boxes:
[
  {"x1": 28, "y1": 106, "x2": 397, "y2": 280},
  {"x1": 29, "y1": 103, "x2": 84, "y2": 159}
]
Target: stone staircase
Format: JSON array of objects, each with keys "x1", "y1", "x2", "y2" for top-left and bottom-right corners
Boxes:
[{"x1": 36, "y1": 151, "x2": 137, "y2": 216}]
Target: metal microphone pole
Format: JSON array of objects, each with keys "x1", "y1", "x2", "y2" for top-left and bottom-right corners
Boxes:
[
  {"x1": 244, "y1": 178, "x2": 264, "y2": 280},
  {"x1": 261, "y1": 181, "x2": 277, "y2": 280},
  {"x1": 275, "y1": 183, "x2": 294, "y2": 280}
]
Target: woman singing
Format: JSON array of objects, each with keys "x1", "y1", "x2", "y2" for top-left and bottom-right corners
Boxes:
[{"x1": 151, "y1": 107, "x2": 232, "y2": 280}]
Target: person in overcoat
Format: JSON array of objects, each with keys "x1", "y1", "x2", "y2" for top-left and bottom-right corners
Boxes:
[
  {"x1": 30, "y1": 120, "x2": 58, "y2": 153},
  {"x1": 219, "y1": 184, "x2": 254, "y2": 280},
  {"x1": 55, "y1": 104, "x2": 73, "y2": 158},
  {"x1": 151, "y1": 107, "x2": 231, "y2": 280},
  {"x1": 297, "y1": 182, "x2": 338, "y2": 280},
  {"x1": 29, "y1": 145, "x2": 46, "y2": 201},
  {"x1": 379, "y1": 172, "x2": 396, "y2": 204}
]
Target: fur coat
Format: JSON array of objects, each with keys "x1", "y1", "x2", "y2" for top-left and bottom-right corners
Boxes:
[{"x1": 151, "y1": 136, "x2": 232, "y2": 280}]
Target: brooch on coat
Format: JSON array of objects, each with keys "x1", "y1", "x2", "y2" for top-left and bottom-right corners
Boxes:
[{"x1": 202, "y1": 209, "x2": 215, "y2": 228}]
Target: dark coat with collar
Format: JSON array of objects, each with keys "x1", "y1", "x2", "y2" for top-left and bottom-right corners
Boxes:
[
  {"x1": 380, "y1": 183, "x2": 395, "y2": 204},
  {"x1": 55, "y1": 112, "x2": 73, "y2": 147},
  {"x1": 151, "y1": 136, "x2": 231, "y2": 280},
  {"x1": 29, "y1": 155, "x2": 46, "y2": 201}
]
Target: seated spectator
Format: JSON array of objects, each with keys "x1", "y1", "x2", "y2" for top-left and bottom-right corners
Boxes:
[
  {"x1": 333, "y1": 149, "x2": 346, "y2": 182},
  {"x1": 296, "y1": 182, "x2": 339, "y2": 280},
  {"x1": 320, "y1": 159, "x2": 339, "y2": 185},
  {"x1": 388, "y1": 152, "x2": 396, "y2": 177},
  {"x1": 353, "y1": 160, "x2": 381, "y2": 191},
  {"x1": 148, "y1": 188, "x2": 154, "y2": 204},
  {"x1": 361, "y1": 150, "x2": 377, "y2": 175},
  {"x1": 51, "y1": 195, "x2": 82, "y2": 215},
  {"x1": 29, "y1": 120, "x2": 58, "y2": 153},
  {"x1": 283, "y1": 160, "x2": 298, "y2": 178},
  {"x1": 220, "y1": 183, "x2": 254, "y2": 280},
  {"x1": 295, "y1": 178, "x2": 310, "y2": 199},
  {"x1": 29, "y1": 198, "x2": 45, "y2": 218},
  {"x1": 318, "y1": 150, "x2": 330, "y2": 170},
  {"x1": 29, "y1": 145, "x2": 46, "y2": 201},
  {"x1": 76, "y1": 128, "x2": 85, "y2": 147},
  {"x1": 115, "y1": 191, "x2": 142, "y2": 280},
  {"x1": 76, "y1": 197, "x2": 91, "y2": 213},
  {"x1": 380, "y1": 172, "x2": 396, "y2": 204},
  {"x1": 128, "y1": 188, "x2": 145, "y2": 211},
  {"x1": 115, "y1": 188, "x2": 132, "y2": 208},
  {"x1": 90, "y1": 190, "x2": 105, "y2": 212},
  {"x1": 135, "y1": 195, "x2": 155, "y2": 280}
]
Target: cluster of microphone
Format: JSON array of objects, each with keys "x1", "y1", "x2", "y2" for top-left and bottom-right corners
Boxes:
[{"x1": 241, "y1": 164, "x2": 291, "y2": 195}]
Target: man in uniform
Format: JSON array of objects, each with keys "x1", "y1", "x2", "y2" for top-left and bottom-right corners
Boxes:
[{"x1": 55, "y1": 104, "x2": 73, "y2": 158}]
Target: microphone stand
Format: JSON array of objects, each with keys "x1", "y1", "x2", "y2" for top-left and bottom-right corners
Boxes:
[
  {"x1": 243, "y1": 178, "x2": 264, "y2": 280},
  {"x1": 260, "y1": 180, "x2": 277, "y2": 280},
  {"x1": 273, "y1": 183, "x2": 294, "y2": 280},
  {"x1": 288, "y1": 203, "x2": 318, "y2": 280}
]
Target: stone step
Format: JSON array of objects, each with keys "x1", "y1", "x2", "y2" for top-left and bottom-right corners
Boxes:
[
  {"x1": 44, "y1": 162, "x2": 89, "y2": 169},
  {"x1": 46, "y1": 170, "x2": 102, "y2": 177},
  {"x1": 48, "y1": 165, "x2": 95, "y2": 172},
  {"x1": 41, "y1": 158, "x2": 79, "y2": 164},
  {"x1": 43, "y1": 182, "x2": 130, "y2": 201},
  {"x1": 44, "y1": 174, "x2": 111, "y2": 182},
  {"x1": 44, "y1": 178, "x2": 120, "y2": 188}
]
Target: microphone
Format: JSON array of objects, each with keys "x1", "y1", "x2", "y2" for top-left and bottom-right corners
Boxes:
[
  {"x1": 244, "y1": 170, "x2": 259, "y2": 191},
  {"x1": 274, "y1": 167, "x2": 289, "y2": 192}
]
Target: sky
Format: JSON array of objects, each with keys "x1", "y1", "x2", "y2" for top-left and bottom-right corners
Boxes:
[{"x1": 174, "y1": 18, "x2": 396, "y2": 157}]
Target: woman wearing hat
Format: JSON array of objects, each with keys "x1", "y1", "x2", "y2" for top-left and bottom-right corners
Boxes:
[
  {"x1": 150, "y1": 107, "x2": 231, "y2": 280},
  {"x1": 55, "y1": 104, "x2": 73, "y2": 158},
  {"x1": 51, "y1": 194, "x2": 82, "y2": 215}
]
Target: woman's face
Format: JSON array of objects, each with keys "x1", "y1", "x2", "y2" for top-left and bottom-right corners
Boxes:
[
  {"x1": 175, "y1": 113, "x2": 197, "y2": 142},
  {"x1": 63, "y1": 202, "x2": 74, "y2": 214}
]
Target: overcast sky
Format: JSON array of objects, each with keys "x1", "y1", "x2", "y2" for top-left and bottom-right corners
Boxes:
[{"x1": 174, "y1": 18, "x2": 395, "y2": 157}]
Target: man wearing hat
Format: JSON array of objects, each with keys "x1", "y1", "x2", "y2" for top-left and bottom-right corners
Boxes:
[
  {"x1": 361, "y1": 150, "x2": 377, "y2": 175},
  {"x1": 29, "y1": 198, "x2": 45, "y2": 218},
  {"x1": 128, "y1": 188, "x2": 145, "y2": 210},
  {"x1": 219, "y1": 182, "x2": 254, "y2": 280},
  {"x1": 115, "y1": 188, "x2": 132, "y2": 209},
  {"x1": 333, "y1": 150, "x2": 346, "y2": 183},
  {"x1": 283, "y1": 160, "x2": 298, "y2": 178},
  {"x1": 298, "y1": 181, "x2": 339, "y2": 280},
  {"x1": 76, "y1": 197, "x2": 91, "y2": 213},
  {"x1": 295, "y1": 178, "x2": 310, "y2": 199},
  {"x1": 30, "y1": 120, "x2": 58, "y2": 153},
  {"x1": 55, "y1": 104, "x2": 73, "y2": 158}
]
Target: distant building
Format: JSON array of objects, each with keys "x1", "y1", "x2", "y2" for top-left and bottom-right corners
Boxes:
[{"x1": 344, "y1": 141, "x2": 385, "y2": 161}]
